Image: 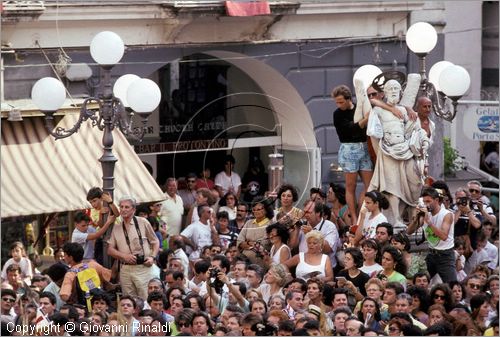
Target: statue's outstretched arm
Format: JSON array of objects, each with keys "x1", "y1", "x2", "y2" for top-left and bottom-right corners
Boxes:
[
  {"x1": 400, "y1": 73, "x2": 422, "y2": 108},
  {"x1": 353, "y1": 78, "x2": 372, "y2": 123},
  {"x1": 370, "y1": 99, "x2": 404, "y2": 120}
]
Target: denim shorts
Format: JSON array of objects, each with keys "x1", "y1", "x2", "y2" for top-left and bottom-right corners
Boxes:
[{"x1": 338, "y1": 142, "x2": 373, "y2": 173}]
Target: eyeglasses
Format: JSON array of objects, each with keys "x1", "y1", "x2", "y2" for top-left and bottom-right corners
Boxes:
[
  {"x1": 367, "y1": 92, "x2": 378, "y2": 98},
  {"x1": 188, "y1": 180, "x2": 196, "y2": 183},
  {"x1": 434, "y1": 294, "x2": 446, "y2": 300},
  {"x1": 252, "y1": 207, "x2": 264, "y2": 212},
  {"x1": 178, "y1": 322, "x2": 190, "y2": 328},
  {"x1": 468, "y1": 283, "x2": 482, "y2": 289},
  {"x1": 388, "y1": 327, "x2": 400, "y2": 332},
  {"x1": 2, "y1": 297, "x2": 15, "y2": 303},
  {"x1": 469, "y1": 189, "x2": 480, "y2": 194}
]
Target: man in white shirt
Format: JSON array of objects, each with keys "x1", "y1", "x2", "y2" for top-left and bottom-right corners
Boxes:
[
  {"x1": 160, "y1": 178, "x2": 184, "y2": 237},
  {"x1": 180, "y1": 204, "x2": 219, "y2": 261},
  {"x1": 71, "y1": 211, "x2": 115, "y2": 260},
  {"x1": 214, "y1": 155, "x2": 242, "y2": 199},
  {"x1": 289, "y1": 200, "x2": 339, "y2": 268}
]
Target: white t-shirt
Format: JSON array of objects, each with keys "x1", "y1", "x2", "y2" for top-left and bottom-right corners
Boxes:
[
  {"x1": 181, "y1": 221, "x2": 213, "y2": 260},
  {"x1": 362, "y1": 212, "x2": 387, "y2": 239},
  {"x1": 160, "y1": 193, "x2": 184, "y2": 236},
  {"x1": 1, "y1": 257, "x2": 33, "y2": 281},
  {"x1": 72, "y1": 226, "x2": 97, "y2": 260},
  {"x1": 298, "y1": 219, "x2": 339, "y2": 267},
  {"x1": 214, "y1": 171, "x2": 242, "y2": 196},
  {"x1": 360, "y1": 263, "x2": 384, "y2": 277}
]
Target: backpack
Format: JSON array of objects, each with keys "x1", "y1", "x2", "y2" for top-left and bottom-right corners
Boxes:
[{"x1": 70, "y1": 263, "x2": 101, "y2": 312}]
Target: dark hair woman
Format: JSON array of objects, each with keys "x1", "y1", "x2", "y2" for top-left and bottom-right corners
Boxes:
[
  {"x1": 218, "y1": 192, "x2": 239, "y2": 220},
  {"x1": 376, "y1": 246, "x2": 407, "y2": 289},
  {"x1": 353, "y1": 190, "x2": 389, "y2": 246},
  {"x1": 265, "y1": 222, "x2": 291, "y2": 265},
  {"x1": 237, "y1": 196, "x2": 274, "y2": 264},
  {"x1": 429, "y1": 283, "x2": 454, "y2": 312},
  {"x1": 275, "y1": 184, "x2": 304, "y2": 228},
  {"x1": 407, "y1": 285, "x2": 430, "y2": 326},
  {"x1": 391, "y1": 232, "x2": 426, "y2": 281},
  {"x1": 357, "y1": 297, "x2": 382, "y2": 332},
  {"x1": 336, "y1": 247, "x2": 370, "y2": 300},
  {"x1": 327, "y1": 183, "x2": 351, "y2": 230}
]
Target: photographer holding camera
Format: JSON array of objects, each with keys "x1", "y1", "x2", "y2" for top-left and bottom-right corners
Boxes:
[
  {"x1": 453, "y1": 187, "x2": 482, "y2": 258},
  {"x1": 107, "y1": 195, "x2": 159, "y2": 299},
  {"x1": 206, "y1": 255, "x2": 249, "y2": 313},
  {"x1": 407, "y1": 187, "x2": 456, "y2": 283}
]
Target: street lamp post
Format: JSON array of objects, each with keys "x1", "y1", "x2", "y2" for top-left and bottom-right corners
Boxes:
[
  {"x1": 355, "y1": 22, "x2": 471, "y2": 122},
  {"x1": 31, "y1": 31, "x2": 161, "y2": 199},
  {"x1": 405, "y1": 21, "x2": 471, "y2": 121},
  {"x1": 31, "y1": 31, "x2": 161, "y2": 266}
]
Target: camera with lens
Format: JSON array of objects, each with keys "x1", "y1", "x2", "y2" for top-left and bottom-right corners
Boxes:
[
  {"x1": 208, "y1": 267, "x2": 225, "y2": 294},
  {"x1": 295, "y1": 219, "x2": 308, "y2": 227},
  {"x1": 209, "y1": 267, "x2": 220, "y2": 278},
  {"x1": 458, "y1": 196, "x2": 469, "y2": 206},
  {"x1": 251, "y1": 322, "x2": 278, "y2": 336},
  {"x1": 135, "y1": 255, "x2": 145, "y2": 265}
]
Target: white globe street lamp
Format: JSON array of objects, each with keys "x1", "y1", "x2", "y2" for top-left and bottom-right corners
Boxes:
[{"x1": 31, "y1": 31, "x2": 161, "y2": 203}]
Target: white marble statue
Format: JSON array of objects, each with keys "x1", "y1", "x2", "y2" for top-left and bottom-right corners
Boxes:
[{"x1": 355, "y1": 76, "x2": 430, "y2": 227}]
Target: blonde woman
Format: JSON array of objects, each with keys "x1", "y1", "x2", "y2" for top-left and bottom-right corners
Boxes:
[
  {"x1": 258, "y1": 264, "x2": 289, "y2": 303},
  {"x1": 284, "y1": 231, "x2": 333, "y2": 282}
]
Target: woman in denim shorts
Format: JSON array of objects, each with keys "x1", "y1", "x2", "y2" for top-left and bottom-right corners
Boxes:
[{"x1": 332, "y1": 85, "x2": 373, "y2": 225}]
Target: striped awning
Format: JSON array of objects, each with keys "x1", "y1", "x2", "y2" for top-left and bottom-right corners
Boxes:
[{"x1": 1, "y1": 114, "x2": 165, "y2": 218}]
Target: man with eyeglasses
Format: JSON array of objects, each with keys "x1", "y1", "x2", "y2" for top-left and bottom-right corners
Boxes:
[
  {"x1": 344, "y1": 317, "x2": 364, "y2": 336},
  {"x1": 230, "y1": 204, "x2": 248, "y2": 234},
  {"x1": 467, "y1": 180, "x2": 496, "y2": 224},
  {"x1": 178, "y1": 173, "x2": 198, "y2": 215},
  {"x1": 464, "y1": 275, "x2": 484, "y2": 307},
  {"x1": 1, "y1": 288, "x2": 17, "y2": 320},
  {"x1": 289, "y1": 200, "x2": 339, "y2": 269}
]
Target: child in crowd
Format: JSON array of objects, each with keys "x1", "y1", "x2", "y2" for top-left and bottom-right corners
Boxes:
[
  {"x1": 1, "y1": 241, "x2": 33, "y2": 284},
  {"x1": 216, "y1": 211, "x2": 238, "y2": 250},
  {"x1": 454, "y1": 237, "x2": 468, "y2": 282}
]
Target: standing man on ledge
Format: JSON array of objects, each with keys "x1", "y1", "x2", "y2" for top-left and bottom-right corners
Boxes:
[
  {"x1": 332, "y1": 84, "x2": 373, "y2": 226},
  {"x1": 407, "y1": 187, "x2": 456, "y2": 283},
  {"x1": 107, "y1": 195, "x2": 159, "y2": 299}
]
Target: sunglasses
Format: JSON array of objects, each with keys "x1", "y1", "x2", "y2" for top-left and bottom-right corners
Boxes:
[
  {"x1": 367, "y1": 92, "x2": 378, "y2": 98},
  {"x1": 178, "y1": 322, "x2": 190, "y2": 328},
  {"x1": 469, "y1": 189, "x2": 480, "y2": 194},
  {"x1": 469, "y1": 283, "x2": 481, "y2": 290},
  {"x1": 434, "y1": 294, "x2": 445, "y2": 300},
  {"x1": 2, "y1": 297, "x2": 15, "y2": 303},
  {"x1": 211, "y1": 250, "x2": 221, "y2": 254}
]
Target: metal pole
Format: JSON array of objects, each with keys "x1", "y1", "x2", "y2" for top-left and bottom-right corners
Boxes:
[{"x1": 98, "y1": 67, "x2": 117, "y2": 268}]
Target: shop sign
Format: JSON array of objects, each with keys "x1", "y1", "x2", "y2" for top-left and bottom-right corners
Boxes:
[
  {"x1": 135, "y1": 138, "x2": 229, "y2": 154},
  {"x1": 463, "y1": 105, "x2": 499, "y2": 142}
]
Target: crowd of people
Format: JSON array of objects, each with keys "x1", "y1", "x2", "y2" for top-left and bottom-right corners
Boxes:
[
  {"x1": 1, "y1": 81, "x2": 499, "y2": 336},
  {"x1": 1, "y1": 176, "x2": 498, "y2": 336}
]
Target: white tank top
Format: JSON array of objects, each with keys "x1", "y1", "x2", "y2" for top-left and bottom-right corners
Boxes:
[
  {"x1": 295, "y1": 252, "x2": 327, "y2": 281},
  {"x1": 424, "y1": 207, "x2": 454, "y2": 250}
]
